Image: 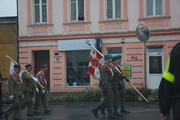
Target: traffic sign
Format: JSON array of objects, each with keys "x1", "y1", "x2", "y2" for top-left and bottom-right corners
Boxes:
[{"x1": 121, "y1": 64, "x2": 132, "y2": 77}]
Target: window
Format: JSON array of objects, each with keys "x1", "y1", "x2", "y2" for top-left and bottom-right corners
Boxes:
[
  {"x1": 66, "y1": 51, "x2": 90, "y2": 86},
  {"x1": 147, "y1": 0, "x2": 162, "y2": 16},
  {"x1": 149, "y1": 56, "x2": 162, "y2": 74},
  {"x1": 34, "y1": 0, "x2": 47, "y2": 23},
  {"x1": 107, "y1": 47, "x2": 122, "y2": 54},
  {"x1": 107, "y1": 0, "x2": 121, "y2": 19},
  {"x1": 70, "y1": 0, "x2": 84, "y2": 21}
]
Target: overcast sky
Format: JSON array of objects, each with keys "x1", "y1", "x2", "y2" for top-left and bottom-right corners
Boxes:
[{"x1": 0, "y1": 0, "x2": 17, "y2": 17}]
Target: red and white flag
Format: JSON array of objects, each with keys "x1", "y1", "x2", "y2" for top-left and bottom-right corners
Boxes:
[{"x1": 87, "y1": 48, "x2": 104, "y2": 79}]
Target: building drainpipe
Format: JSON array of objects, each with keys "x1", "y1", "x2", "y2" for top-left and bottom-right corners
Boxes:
[{"x1": 16, "y1": 0, "x2": 19, "y2": 63}]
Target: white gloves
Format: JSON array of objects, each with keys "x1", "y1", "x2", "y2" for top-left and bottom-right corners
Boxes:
[
  {"x1": 9, "y1": 95, "x2": 14, "y2": 100},
  {"x1": 33, "y1": 77, "x2": 38, "y2": 82},
  {"x1": 42, "y1": 89, "x2": 45, "y2": 94},
  {"x1": 36, "y1": 88, "x2": 39, "y2": 93}
]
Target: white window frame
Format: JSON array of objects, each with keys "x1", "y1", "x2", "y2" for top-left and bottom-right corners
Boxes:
[
  {"x1": 106, "y1": 0, "x2": 121, "y2": 19},
  {"x1": 146, "y1": 0, "x2": 163, "y2": 17},
  {"x1": 70, "y1": 0, "x2": 84, "y2": 21},
  {"x1": 34, "y1": 0, "x2": 47, "y2": 23}
]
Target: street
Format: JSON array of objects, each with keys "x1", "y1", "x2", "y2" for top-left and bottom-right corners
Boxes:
[{"x1": 2, "y1": 102, "x2": 161, "y2": 120}]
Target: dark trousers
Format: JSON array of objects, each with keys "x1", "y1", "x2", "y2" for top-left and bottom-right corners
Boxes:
[{"x1": 172, "y1": 99, "x2": 180, "y2": 120}]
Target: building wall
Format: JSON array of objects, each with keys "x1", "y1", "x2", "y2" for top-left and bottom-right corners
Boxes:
[
  {"x1": 18, "y1": 0, "x2": 180, "y2": 92},
  {"x1": 0, "y1": 21, "x2": 18, "y2": 79}
]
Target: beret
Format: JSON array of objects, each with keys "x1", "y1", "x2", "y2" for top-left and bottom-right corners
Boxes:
[
  {"x1": 112, "y1": 56, "x2": 117, "y2": 61},
  {"x1": 104, "y1": 54, "x2": 112, "y2": 59},
  {"x1": 116, "y1": 55, "x2": 122, "y2": 59}
]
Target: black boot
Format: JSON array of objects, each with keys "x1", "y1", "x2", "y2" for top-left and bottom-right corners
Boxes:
[
  {"x1": 100, "y1": 106, "x2": 105, "y2": 115},
  {"x1": 114, "y1": 107, "x2": 122, "y2": 116},
  {"x1": 91, "y1": 106, "x2": 100, "y2": 118},
  {"x1": 121, "y1": 105, "x2": 130, "y2": 113},
  {"x1": 107, "y1": 109, "x2": 119, "y2": 119}
]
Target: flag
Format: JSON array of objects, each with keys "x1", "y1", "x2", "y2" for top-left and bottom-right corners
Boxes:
[
  {"x1": 9, "y1": 60, "x2": 24, "y2": 78},
  {"x1": 87, "y1": 48, "x2": 104, "y2": 79}
]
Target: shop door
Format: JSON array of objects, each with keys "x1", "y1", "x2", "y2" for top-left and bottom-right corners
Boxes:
[
  {"x1": 147, "y1": 47, "x2": 163, "y2": 89},
  {"x1": 34, "y1": 51, "x2": 50, "y2": 91}
]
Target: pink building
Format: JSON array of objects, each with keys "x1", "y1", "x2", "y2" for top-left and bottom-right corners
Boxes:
[{"x1": 18, "y1": 0, "x2": 180, "y2": 92}]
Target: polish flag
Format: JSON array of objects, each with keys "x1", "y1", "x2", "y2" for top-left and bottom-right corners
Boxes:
[{"x1": 87, "y1": 48, "x2": 104, "y2": 79}]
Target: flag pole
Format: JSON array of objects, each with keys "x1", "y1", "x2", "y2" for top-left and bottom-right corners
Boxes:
[
  {"x1": 86, "y1": 40, "x2": 149, "y2": 102},
  {"x1": 5, "y1": 55, "x2": 44, "y2": 89},
  {"x1": 86, "y1": 40, "x2": 104, "y2": 57}
]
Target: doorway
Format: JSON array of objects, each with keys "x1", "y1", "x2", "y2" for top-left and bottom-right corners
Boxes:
[
  {"x1": 34, "y1": 50, "x2": 50, "y2": 91},
  {"x1": 147, "y1": 47, "x2": 164, "y2": 89}
]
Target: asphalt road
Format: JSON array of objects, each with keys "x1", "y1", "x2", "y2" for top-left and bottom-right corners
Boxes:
[{"x1": 1, "y1": 102, "x2": 161, "y2": 120}]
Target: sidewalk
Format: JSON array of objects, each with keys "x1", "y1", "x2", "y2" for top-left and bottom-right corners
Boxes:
[{"x1": 2, "y1": 102, "x2": 161, "y2": 120}]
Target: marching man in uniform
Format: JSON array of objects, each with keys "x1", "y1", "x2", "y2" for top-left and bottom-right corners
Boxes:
[
  {"x1": 91, "y1": 54, "x2": 118, "y2": 119},
  {"x1": 115, "y1": 55, "x2": 130, "y2": 113},
  {"x1": 34, "y1": 65, "x2": 52, "y2": 114},
  {"x1": 4, "y1": 64, "x2": 23, "y2": 120},
  {"x1": 20, "y1": 64, "x2": 39, "y2": 117}
]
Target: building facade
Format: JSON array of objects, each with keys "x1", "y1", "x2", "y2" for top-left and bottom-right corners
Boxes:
[
  {"x1": 18, "y1": 0, "x2": 180, "y2": 92},
  {"x1": 0, "y1": 17, "x2": 18, "y2": 79}
]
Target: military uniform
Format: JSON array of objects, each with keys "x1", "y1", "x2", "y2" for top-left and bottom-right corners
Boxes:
[
  {"x1": 34, "y1": 65, "x2": 51, "y2": 113},
  {"x1": 91, "y1": 54, "x2": 118, "y2": 119},
  {"x1": 5, "y1": 65, "x2": 23, "y2": 120},
  {"x1": 20, "y1": 71, "x2": 37, "y2": 116},
  {"x1": 115, "y1": 55, "x2": 130, "y2": 113}
]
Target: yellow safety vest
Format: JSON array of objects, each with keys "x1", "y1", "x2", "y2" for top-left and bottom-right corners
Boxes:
[{"x1": 162, "y1": 57, "x2": 175, "y2": 83}]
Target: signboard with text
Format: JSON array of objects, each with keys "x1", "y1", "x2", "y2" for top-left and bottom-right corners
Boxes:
[{"x1": 121, "y1": 64, "x2": 132, "y2": 77}]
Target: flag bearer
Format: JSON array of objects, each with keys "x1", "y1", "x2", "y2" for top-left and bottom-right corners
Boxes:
[{"x1": 4, "y1": 64, "x2": 23, "y2": 120}]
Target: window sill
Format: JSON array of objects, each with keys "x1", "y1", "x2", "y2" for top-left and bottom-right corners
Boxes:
[
  {"x1": 63, "y1": 21, "x2": 91, "y2": 26},
  {"x1": 99, "y1": 19, "x2": 128, "y2": 24},
  {"x1": 27, "y1": 23, "x2": 53, "y2": 27},
  {"x1": 138, "y1": 16, "x2": 171, "y2": 21}
]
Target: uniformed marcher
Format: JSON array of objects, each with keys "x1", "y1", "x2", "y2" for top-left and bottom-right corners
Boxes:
[
  {"x1": 20, "y1": 64, "x2": 39, "y2": 117},
  {"x1": 4, "y1": 64, "x2": 23, "y2": 120},
  {"x1": 115, "y1": 55, "x2": 130, "y2": 113},
  {"x1": 111, "y1": 56, "x2": 124, "y2": 116},
  {"x1": 91, "y1": 54, "x2": 118, "y2": 119},
  {"x1": 34, "y1": 65, "x2": 52, "y2": 114},
  {"x1": 158, "y1": 42, "x2": 180, "y2": 120}
]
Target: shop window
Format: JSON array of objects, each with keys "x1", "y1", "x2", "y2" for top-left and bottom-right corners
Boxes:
[
  {"x1": 34, "y1": 0, "x2": 47, "y2": 23},
  {"x1": 70, "y1": 0, "x2": 84, "y2": 21},
  {"x1": 147, "y1": 0, "x2": 162, "y2": 16},
  {"x1": 66, "y1": 50, "x2": 90, "y2": 87},
  {"x1": 106, "y1": 0, "x2": 121, "y2": 19}
]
